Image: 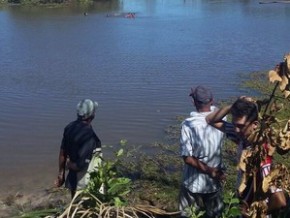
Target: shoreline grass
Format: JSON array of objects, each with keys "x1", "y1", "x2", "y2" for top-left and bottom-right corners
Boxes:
[{"x1": 2, "y1": 69, "x2": 290, "y2": 217}]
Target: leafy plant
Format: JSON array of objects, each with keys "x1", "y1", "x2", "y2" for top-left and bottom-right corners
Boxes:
[
  {"x1": 184, "y1": 191, "x2": 240, "y2": 218},
  {"x1": 222, "y1": 191, "x2": 241, "y2": 218},
  {"x1": 85, "y1": 147, "x2": 132, "y2": 207},
  {"x1": 56, "y1": 146, "x2": 180, "y2": 217},
  {"x1": 186, "y1": 205, "x2": 205, "y2": 218}
]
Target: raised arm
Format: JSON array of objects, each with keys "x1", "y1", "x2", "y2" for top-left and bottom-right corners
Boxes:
[{"x1": 206, "y1": 105, "x2": 232, "y2": 132}]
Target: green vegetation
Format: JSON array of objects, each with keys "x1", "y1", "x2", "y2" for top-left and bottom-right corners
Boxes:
[
  {"x1": 221, "y1": 192, "x2": 240, "y2": 218},
  {"x1": 4, "y1": 66, "x2": 290, "y2": 217},
  {"x1": 47, "y1": 146, "x2": 181, "y2": 217},
  {"x1": 86, "y1": 148, "x2": 132, "y2": 207},
  {"x1": 0, "y1": 0, "x2": 111, "y2": 5},
  {"x1": 1, "y1": 0, "x2": 68, "y2": 4},
  {"x1": 186, "y1": 206, "x2": 205, "y2": 218},
  {"x1": 184, "y1": 192, "x2": 240, "y2": 218},
  {"x1": 17, "y1": 208, "x2": 59, "y2": 218}
]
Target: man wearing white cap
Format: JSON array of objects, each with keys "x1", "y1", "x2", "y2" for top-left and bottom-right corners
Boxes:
[{"x1": 55, "y1": 99, "x2": 102, "y2": 198}]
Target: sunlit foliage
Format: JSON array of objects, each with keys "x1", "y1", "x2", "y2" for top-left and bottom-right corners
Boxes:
[
  {"x1": 57, "y1": 147, "x2": 180, "y2": 218},
  {"x1": 238, "y1": 53, "x2": 290, "y2": 217}
]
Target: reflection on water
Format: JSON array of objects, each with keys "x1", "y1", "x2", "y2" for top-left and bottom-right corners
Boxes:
[{"x1": 0, "y1": 0, "x2": 290, "y2": 193}]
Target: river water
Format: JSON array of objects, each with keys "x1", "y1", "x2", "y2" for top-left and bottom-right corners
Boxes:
[{"x1": 0, "y1": 0, "x2": 290, "y2": 195}]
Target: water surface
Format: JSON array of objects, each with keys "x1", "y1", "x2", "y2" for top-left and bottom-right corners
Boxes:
[{"x1": 0, "y1": 0, "x2": 290, "y2": 194}]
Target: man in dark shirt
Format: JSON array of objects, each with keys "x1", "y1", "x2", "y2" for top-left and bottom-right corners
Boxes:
[{"x1": 55, "y1": 99, "x2": 101, "y2": 198}]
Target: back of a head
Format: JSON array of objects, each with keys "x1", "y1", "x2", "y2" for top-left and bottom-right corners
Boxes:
[
  {"x1": 231, "y1": 98, "x2": 258, "y2": 123},
  {"x1": 190, "y1": 85, "x2": 213, "y2": 108},
  {"x1": 76, "y1": 99, "x2": 98, "y2": 121}
]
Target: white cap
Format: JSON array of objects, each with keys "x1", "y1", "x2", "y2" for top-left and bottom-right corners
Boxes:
[{"x1": 76, "y1": 99, "x2": 98, "y2": 120}]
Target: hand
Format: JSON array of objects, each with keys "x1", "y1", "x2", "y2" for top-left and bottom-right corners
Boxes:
[
  {"x1": 67, "y1": 161, "x2": 78, "y2": 171},
  {"x1": 54, "y1": 173, "x2": 65, "y2": 187},
  {"x1": 209, "y1": 167, "x2": 226, "y2": 181},
  {"x1": 215, "y1": 170, "x2": 226, "y2": 181}
]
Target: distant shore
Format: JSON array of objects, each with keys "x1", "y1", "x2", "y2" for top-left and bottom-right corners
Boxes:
[{"x1": 259, "y1": 0, "x2": 290, "y2": 3}]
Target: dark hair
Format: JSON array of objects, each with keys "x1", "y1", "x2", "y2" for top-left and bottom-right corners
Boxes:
[
  {"x1": 230, "y1": 99, "x2": 258, "y2": 123},
  {"x1": 77, "y1": 114, "x2": 95, "y2": 121}
]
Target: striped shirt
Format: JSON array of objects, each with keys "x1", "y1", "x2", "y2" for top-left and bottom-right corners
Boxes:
[{"x1": 180, "y1": 106, "x2": 226, "y2": 193}]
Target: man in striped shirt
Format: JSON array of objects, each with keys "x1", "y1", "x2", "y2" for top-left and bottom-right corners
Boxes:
[
  {"x1": 206, "y1": 97, "x2": 286, "y2": 217},
  {"x1": 179, "y1": 86, "x2": 226, "y2": 218}
]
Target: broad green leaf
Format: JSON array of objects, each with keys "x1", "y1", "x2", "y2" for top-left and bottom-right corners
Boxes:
[
  {"x1": 230, "y1": 198, "x2": 240, "y2": 204},
  {"x1": 116, "y1": 148, "x2": 124, "y2": 157},
  {"x1": 229, "y1": 207, "x2": 241, "y2": 216}
]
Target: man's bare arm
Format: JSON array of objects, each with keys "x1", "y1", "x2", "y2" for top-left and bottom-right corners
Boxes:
[
  {"x1": 55, "y1": 149, "x2": 67, "y2": 187},
  {"x1": 183, "y1": 156, "x2": 226, "y2": 181},
  {"x1": 205, "y1": 105, "x2": 231, "y2": 132}
]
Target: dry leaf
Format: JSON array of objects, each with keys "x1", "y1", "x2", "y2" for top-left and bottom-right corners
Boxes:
[
  {"x1": 283, "y1": 90, "x2": 290, "y2": 98},
  {"x1": 268, "y1": 53, "x2": 290, "y2": 99},
  {"x1": 238, "y1": 173, "x2": 248, "y2": 195},
  {"x1": 270, "y1": 101, "x2": 283, "y2": 113},
  {"x1": 248, "y1": 201, "x2": 268, "y2": 218},
  {"x1": 279, "y1": 76, "x2": 289, "y2": 91},
  {"x1": 277, "y1": 120, "x2": 290, "y2": 151},
  {"x1": 268, "y1": 70, "x2": 282, "y2": 83},
  {"x1": 284, "y1": 53, "x2": 290, "y2": 73}
]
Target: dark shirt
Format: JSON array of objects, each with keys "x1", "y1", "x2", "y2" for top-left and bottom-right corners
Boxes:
[
  {"x1": 61, "y1": 119, "x2": 101, "y2": 170},
  {"x1": 61, "y1": 119, "x2": 101, "y2": 191}
]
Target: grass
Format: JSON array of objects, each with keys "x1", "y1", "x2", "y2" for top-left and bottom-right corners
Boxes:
[
  {"x1": 16, "y1": 208, "x2": 59, "y2": 218},
  {"x1": 2, "y1": 69, "x2": 290, "y2": 217}
]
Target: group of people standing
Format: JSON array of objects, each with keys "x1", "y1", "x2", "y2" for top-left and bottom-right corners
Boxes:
[
  {"x1": 179, "y1": 85, "x2": 287, "y2": 217},
  {"x1": 53, "y1": 86, "x2": 287, "y2": 218}
]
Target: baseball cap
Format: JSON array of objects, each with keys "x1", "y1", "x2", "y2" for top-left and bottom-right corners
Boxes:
[
  {"x1": 189, "y1": 86, "x2": 213, "y2": 103},
  {"x1": 76, "y1": 99, "x2": 98, "y2": 120}
]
